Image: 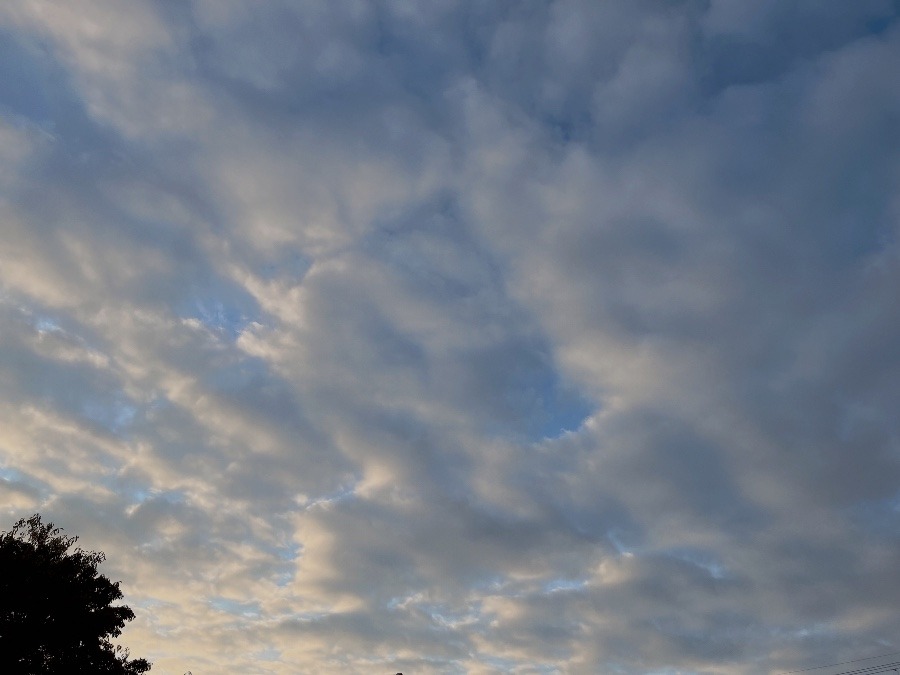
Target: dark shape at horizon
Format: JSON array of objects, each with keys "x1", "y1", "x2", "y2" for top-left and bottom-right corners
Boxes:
[{"x1": 0, "y1": 513, "x2": 151, "y2": 674}]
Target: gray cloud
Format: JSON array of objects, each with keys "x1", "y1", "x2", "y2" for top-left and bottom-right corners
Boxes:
[{"x1": 1, "y1": 1, "x2": 899, "y2": 673}]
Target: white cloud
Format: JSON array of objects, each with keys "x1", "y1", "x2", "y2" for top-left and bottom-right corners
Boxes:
[{"x1": 1, "y1": 2, "x2": 899, "y2": 673}]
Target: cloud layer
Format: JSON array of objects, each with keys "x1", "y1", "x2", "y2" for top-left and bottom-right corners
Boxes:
[{"x1": 1, "y1": 1, "x2": 899, "y2": 672}]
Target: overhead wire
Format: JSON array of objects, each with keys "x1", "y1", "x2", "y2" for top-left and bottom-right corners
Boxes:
[
  {"x1": 827, "y1": 661, "x2": 900, "y2": 675},
  {"x1": 778, "y1": 652, "x2": 900, "y2": 675}
]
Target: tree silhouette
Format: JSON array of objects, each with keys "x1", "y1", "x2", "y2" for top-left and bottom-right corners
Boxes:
[{"x1": 0, "y1": 514, "x2": 150, "y2": 674}]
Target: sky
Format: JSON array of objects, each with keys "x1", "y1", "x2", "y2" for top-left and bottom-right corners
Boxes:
[{"x1": 1, "y1": 1, "x2": 899, "y2": 673}]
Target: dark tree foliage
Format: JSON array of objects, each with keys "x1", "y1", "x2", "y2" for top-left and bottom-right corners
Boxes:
[{"x1": 0, "y1": 514, "x2": 151, "y2": 674}]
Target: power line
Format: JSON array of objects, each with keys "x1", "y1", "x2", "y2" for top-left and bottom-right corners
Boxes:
[
  {"x1": 831, "y1": 662, "x2": 900, "y2": 675},
  {"x1": 779, "y1": 652, "x2": 900, "y2": 675}
]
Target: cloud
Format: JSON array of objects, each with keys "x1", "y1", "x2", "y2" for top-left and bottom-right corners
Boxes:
[{"x1": 1, "y1": 1, "x2": 899, "y2": 673}]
